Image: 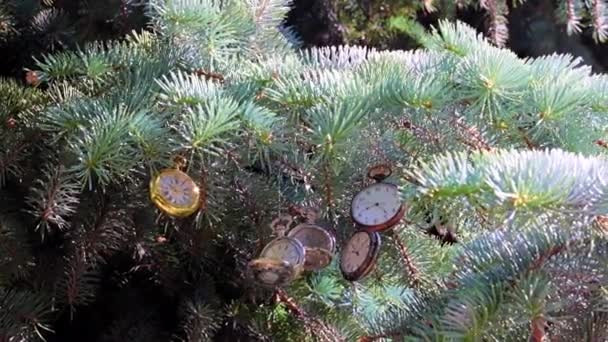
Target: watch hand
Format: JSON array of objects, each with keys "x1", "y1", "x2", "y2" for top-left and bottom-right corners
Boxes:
[{"x1": 364, "y1": 202, "x2": 381, "y2": 211}]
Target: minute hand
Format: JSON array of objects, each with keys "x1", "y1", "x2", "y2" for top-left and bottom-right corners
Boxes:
[{"x1": 364, "y1": 203, "x2": 388, "y2": 213}]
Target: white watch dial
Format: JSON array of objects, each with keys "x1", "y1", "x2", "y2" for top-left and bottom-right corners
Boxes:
[
  {"x1": 159, "y1": 173, "x2": 195, "y2": 206},
  {"x1": 341, "y1": 232, "x2": 371, "y2": 273},
  {"x1": 352, "y1": 183, "x2": 402, "y2": 226}
]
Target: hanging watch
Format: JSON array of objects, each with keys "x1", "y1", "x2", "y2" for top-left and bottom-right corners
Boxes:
[
  {"x1": 340, "y1": 230, "x2": 381, "y2": 281},
  {"x1": 248, "y1": 258, "x2": 297, "y2": 287},
  {"x1": 351, "y1": 165, "x2": 406, "y2": 232},
  {"x1": 287, "y1": 224, "x2": 335, "y2": 271},
  {"x1": 249, "y1": 237, "x2": 306, "y2": 287},
  {"x1": 150, "y1": 168, "x2": 201, "y2": 217}
]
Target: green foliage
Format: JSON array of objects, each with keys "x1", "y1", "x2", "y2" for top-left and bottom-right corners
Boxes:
[
  {"x1": 0, "y1": 0, "x2": 607, "y2": 341},
  {"x1": 337, "y1": 0, "x2": 608, "y2": 50},
  {"x1": 25, "y1": 164, "x2": 80, "y2": 239},
  {"x1": 0, "y1": 288, "x2": 54, "y2": 341}
]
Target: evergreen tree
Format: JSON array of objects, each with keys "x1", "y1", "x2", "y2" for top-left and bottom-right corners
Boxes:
[
  {"x1": 1, "y1": 1, "x2": 607, "y2": 341},
  {"x1": 336, "y1": 0, "x2": 608, "y2": 49}
]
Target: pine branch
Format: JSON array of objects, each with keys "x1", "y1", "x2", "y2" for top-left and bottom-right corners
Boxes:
[
  {"x1": 25, "y1": 164, "x2": 80, "y2": 240},
  {"x1": 173, "y1": 96, "x2": 240, "y2": 158},
  {"x1": 390, "y1": 230, "x2": 421, "y2": 286},
  {"x1": 56, "y1": 251, "x2": 100, "y2": 319},
  {"x1": 481, "y1": 0, "x2": 509, "y2": 47},
  {"x1": 274, "y1": 288, "x2": 346, "y2": 341},
  {"x1": 175, "y1": 288, "x2": 223, "y2": 342},
  {"x1": 449, "y1": 115, "x2": 493, "y2": 152},
  {"x1": 406, "y1": 149, "x2": 608, "y2": 218},
  {"x1": 565, "y1": 0, "x2": 583, "y2": 35},
  {"x1": 591, "y1": 0, "x2": 608, "y2": 43},
  {"x1": 69, "y1": 209, "x2": 132, "y2": 266},
  {"x1": 0, "y1": 217, "x2": 33, "y2": 283},
  {"x1": 0, "y1": 134, "x2": 36, "y2": 188},
  {"x1": 0, "y1": 288, "x2": 54, "y2": 342}
]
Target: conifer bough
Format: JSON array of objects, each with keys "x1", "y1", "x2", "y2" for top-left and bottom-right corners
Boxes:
[{"x1": 0, "y1": 0, "x2": 607, "y2": 341}]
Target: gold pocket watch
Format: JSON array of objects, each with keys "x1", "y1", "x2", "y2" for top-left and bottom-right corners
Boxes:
[
  {"x1": 287, "y1": 223, "x2": 336, "y2": 271},
  {"x1": 340, "y1": 230, "x2": 381, "y2": 281},
  {"x1": 150, "y1": 167, "x2": 201, "y2": 217},
  {"x1": 248, "y1": 236, "x2": 306, "y2": 287},
  {"x1": 350, "y1": 164, "x2": 406, "y2": 233}
]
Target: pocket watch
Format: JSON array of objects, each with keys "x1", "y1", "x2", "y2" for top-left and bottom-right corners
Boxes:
[
  {"x1": 287, "y1": 223, "x2": 335, "y2": 271},
  {"x1": 340, "y1": 230, "x2": 381, "y2": 281},
  {"x1": 351, "y1": 164, "x2": 406, "y2": 232},
  {"x1": 249, "y1": 237, "x2": 306, "y2": 287},
  {"x1": 248, "y1": 258, "x2": 297, "y2": 287},
  {"x1": 150, "y1": 168, "x2": 201, "y2": 217}
]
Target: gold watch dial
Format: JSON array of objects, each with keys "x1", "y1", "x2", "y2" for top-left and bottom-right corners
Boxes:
[{"x1": 150, "y1": 169, "x2": 201, "y2": 217}]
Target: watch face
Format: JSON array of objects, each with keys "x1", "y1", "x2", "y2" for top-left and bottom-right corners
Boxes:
[
  {"x1": 287, "y1": 224, "x2": 335, "y2": 271},
  {"x1": 158, "y1": 170, "x2": 198, "y2": 207},
  {"x1": 340, "y1": 231, "x2": 380, "y2": 281},
  {"x1": 288, "y1": 224, "x2": 335, "y2": 252},
  {"x1": 260, "y1": 237, "x2": 305, "y2": 267},
  {"x1": 341, "y1": 231, "x2": 371, "y2": 274},
  {"x1": 150, "y1": 169, "x2": 201, "y2": 217},
  {"x1": 351, "y1": 183, "x2": 403, "y2": 229}
]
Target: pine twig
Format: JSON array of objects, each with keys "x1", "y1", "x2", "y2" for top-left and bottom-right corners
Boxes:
[
  {"x1": 394, "y1": 118, "x2": 442, "y2": 146},
  {"x1": 595, "y1": 139, "x2": 608, "y2": 149},
  {"x1": 528, "y1": 245, "x2": 565, "y2": 272},
  {"x1": 234, "y1": 179, "x2": 264, "y2": 228},
  {"x1": 194, "y1": 69, "x2": 225, "y2": 83},
  {"x1": 233, "y1": 178, "x2": 266, "y2": 252},
  {"x1": 566, "y1": 0, "x2": 583, "y2": 35},
  {"x1": 390, "y1": 230, "x2": 421, "y2": 286},
  {"x1": 530, "y1": 316, "x2": 546, "y2": 342},
  {"x1": 199, "y1": 166, "x2": 208, "y2": 213},
  {"x1": 0, "y1": 138, "x2": 31, "y2": 186},
  {"x1": 423, "y1": 0, "x2": 437, "y2": 13},
  {"x1": 591, "y1": 0, "x2": 608, "y2": 42},
  {"x1": 519, "y1": 127, "x2": 539, "y2": 149},
  {"x1": 322, "y1": 162, "x2": 336, "y2": 224},
  {"x1": 481, "y1": 0, "x2": 509, "y2": 47},
  {"x1": 359, "y1": 332, "x2": 402, "y2": 342},
  {"x1": 450, "y1": 116, "x2": 494, "y2": 152},
  {"x1": 274, "y1": 288, "x2": 345, "y2": 342}
]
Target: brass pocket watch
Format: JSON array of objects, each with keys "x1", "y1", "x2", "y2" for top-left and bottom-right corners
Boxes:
[
  {"x1": 150, "y1": 168, "x2": 201, "y2": 217},
  {"x1": 350, "y1": 164, "x2": 406, "y2": 233},
  {"x1": 287, "y1": 223, "x2": 336, "y2": 271},
  {"x1": 248, "y1": 236, "x2": 306, "y2": 287}
]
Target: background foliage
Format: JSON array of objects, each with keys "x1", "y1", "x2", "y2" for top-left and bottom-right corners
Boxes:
[{"x1": 0, "y1": 0, "x2": 607, "y2": 342}]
